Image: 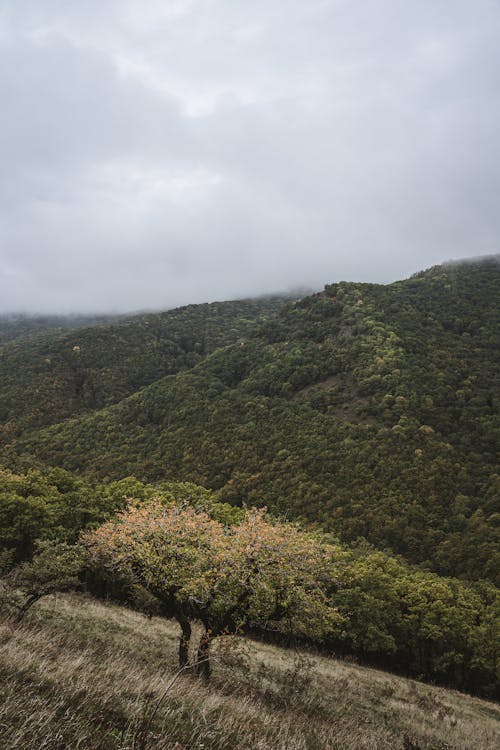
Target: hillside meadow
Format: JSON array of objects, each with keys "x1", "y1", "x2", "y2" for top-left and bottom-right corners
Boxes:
[{"x1": 0, "y1": 593, "x2": 499, "y2": 750}]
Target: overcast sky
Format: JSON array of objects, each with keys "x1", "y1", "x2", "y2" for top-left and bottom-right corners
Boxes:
[{"x1": 1, "y1": 1, "x2": 499, "y2": 313}]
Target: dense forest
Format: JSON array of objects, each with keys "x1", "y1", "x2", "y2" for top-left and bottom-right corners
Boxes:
[
  {"x1": 3, "y1": 258, "x2": 498, "y2": 582},
  {"x1": 0, "y1": 296, "x2": 289, "y2": 436},
  {"x1": 0, "y1": 313, "x2": 115, "y2": 346},
  {"x1": 1, "y1": 257, "x2": 499, "y2": 698}
]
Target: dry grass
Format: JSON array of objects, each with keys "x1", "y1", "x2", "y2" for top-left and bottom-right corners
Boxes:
[{"x1": 0, "y1": 594, "x2": 498, "y2": 750}]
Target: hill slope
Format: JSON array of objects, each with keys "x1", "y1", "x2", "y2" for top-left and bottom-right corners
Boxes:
[
  {"x1": 0, "y1": 296, "x2": 289, "y2": 438},
  {"x1": 1, "y1": 593, "x2": 498, "y2": 750},
  {"x1": 3, "y1": 257, "x2": 500, "y2": 581},
  {"x1": 0, "y1": 313, "x2": 115, "y2": 346}
]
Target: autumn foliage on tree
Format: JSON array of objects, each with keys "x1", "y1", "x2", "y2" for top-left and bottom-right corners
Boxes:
[{"x1": 82, "y1": 501, "x2": 341, "y2": 676}]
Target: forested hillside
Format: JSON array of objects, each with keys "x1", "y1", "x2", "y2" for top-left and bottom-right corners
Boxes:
[
  {"x1": 1, "y1": 257, "x2": 499, "y2": 702},
  {"x1": 0, "y1": 296, "x2": 288, "y2": 438},
  {"x1": 0, "y1": 314, "x2": 114, "y2": 346},
  {"x1": 2, "y1": 258, "x2": 499, "y2": 583}
]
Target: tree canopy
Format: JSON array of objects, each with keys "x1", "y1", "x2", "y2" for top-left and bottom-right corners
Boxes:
[{"x1": 83, "y1": 501, "x2": 340, "y2": 676}]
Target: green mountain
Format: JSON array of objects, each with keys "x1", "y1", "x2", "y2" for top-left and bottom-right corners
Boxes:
[
  {"x1": 0, "y1": 313, "x2": 115, "y2": 346},
  {"x1": 0, "y1": 296, "x2": 289, "y2": 438},
  {"x1": 3, "y1": 257, "x2": 499, "y2": 582}
]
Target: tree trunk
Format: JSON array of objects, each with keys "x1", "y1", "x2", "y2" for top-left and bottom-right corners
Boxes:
[
  {"x1": 16, "y1": 593, "x2": 41, "y2": 623},
  {"x1": 177, "y1": 614, "x2": 192, "y2": 668},
  {"x1": 196, "y1": 628, "x2": 212, "y2": 680}
]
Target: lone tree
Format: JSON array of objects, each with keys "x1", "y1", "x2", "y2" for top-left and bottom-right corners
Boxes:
[{"x1": 83, "y1": 500, "x2": 341, "y2": 677}]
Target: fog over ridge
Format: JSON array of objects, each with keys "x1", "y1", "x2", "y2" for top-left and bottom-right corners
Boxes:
[{"x1": 1, "y1": 1, "x2": 499, "y2": 313}]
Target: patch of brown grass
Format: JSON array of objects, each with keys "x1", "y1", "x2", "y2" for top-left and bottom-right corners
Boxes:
[{"x1": 0, "y1": 594, "x2": 498, "y2": 750}]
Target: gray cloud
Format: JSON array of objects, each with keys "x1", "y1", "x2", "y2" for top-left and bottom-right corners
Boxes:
[{"x1": 1, "y1": 0, "x2": 499, "y2": 312}]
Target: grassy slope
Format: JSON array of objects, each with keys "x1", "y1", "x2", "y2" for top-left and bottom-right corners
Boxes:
[{"x1": 0, "y1": 594, "x2": 498, "y2": 750}]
